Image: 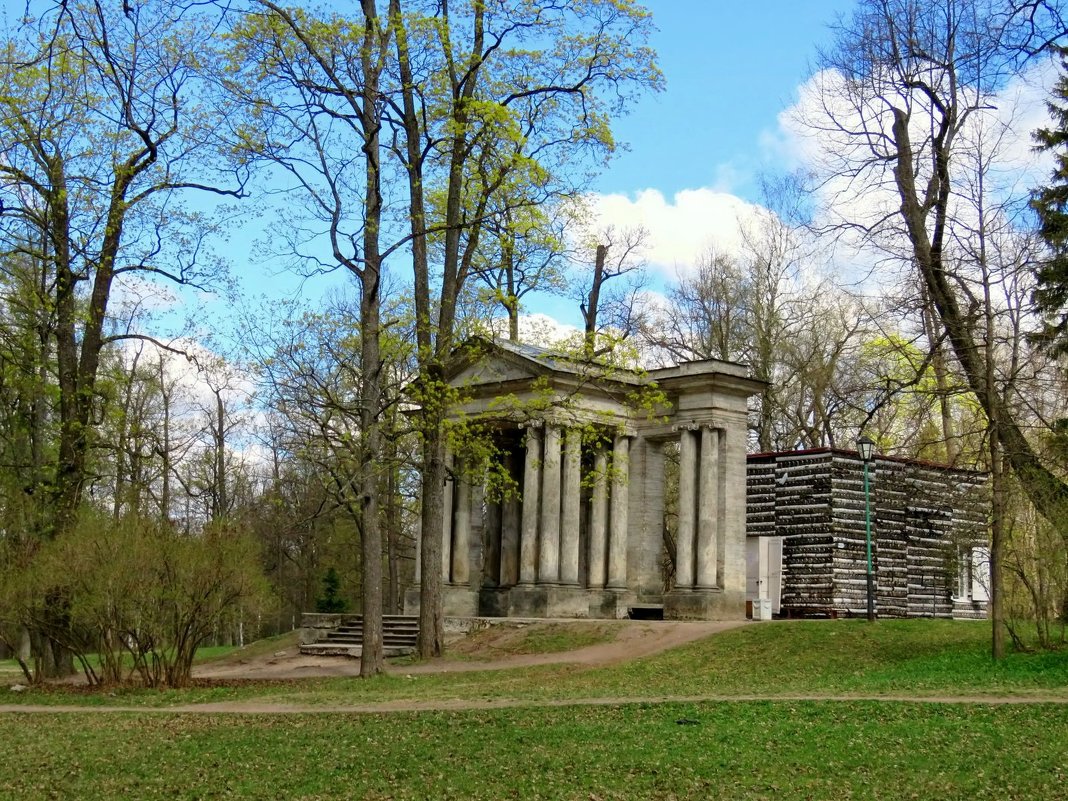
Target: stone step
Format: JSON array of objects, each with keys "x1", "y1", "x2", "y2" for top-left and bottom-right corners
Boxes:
[
  {"x1": 301, "y1": 613, "x2": 421, "y2": 658},
  {"x1": 299, "y1": 643, "x2": 416, "y2": 658},
  {"x1": 329, "y1": 627, "x2": 419, "y2": 638},
  {"x1": 334, "y1": 625, "x2": 419, "y2": 635},
  {"x1": 320, "y1": 632, "x2": 416, "y2": 645}
]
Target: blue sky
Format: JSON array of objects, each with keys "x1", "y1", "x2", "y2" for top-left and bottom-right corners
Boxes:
[
  {"x1": 213, "y1": 1, "x2": 865, "y2": 333},
  {"x1": 594, "y1": 1, "x2": 857, "y2": 201},
  {"x1": 1, "y1": 1, "x2": 865, "y2": 334}
]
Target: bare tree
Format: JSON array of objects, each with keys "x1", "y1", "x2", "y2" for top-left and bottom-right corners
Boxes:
[
  {"x1": 803, "y1": 0, "x2": 1068, "y2": 656},
  {"x1": 575, "y1": 226, "x2": 649, "y2": 359}
]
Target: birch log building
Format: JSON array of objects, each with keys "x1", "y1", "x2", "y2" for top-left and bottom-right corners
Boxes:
[{"x1": 745, "y1": 449, "x2": 990, "y2": 620}]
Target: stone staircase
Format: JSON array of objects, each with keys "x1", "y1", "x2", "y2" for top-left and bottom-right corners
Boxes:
[{"x1": 299, "y1": 614, "x2": 419, "y2": 658}]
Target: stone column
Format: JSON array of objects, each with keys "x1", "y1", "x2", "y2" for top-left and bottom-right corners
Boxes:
[
  {"x1": 538, "y1": 424, "x2": 562, "y2": 584},
  {"x1": 696, "y1": 426, "x2": 719, "y2": 588},
  {"x1": 441, "y1": 449, "x2": 454, "y2": 582},
  {"x1": 588, "y1": 446, "x2": 608, "y2": 589},
  {"x1": 518, "y1": 426, "x2": 541, "y2": 585},
  {"x1": 559, "y1": 428, "x2": 582, "y2": 586},
  {"x1": 607, "y1": 433, "x2": 630, "y2": 589},
  {"x1": 451, "y1": 461, "x2": 471, "y2": 586},
  {"x1": 676, "y1": 427, "x2": 697, "y2": 589}
]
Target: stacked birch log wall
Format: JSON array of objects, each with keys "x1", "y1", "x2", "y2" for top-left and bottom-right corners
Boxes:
[{"x1": 747, "y1": 449, "x2": 988, "y2": 618}]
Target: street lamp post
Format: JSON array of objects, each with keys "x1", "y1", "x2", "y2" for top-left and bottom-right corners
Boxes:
[{"x1": 857, "y1": 434, "x2": 876, "y2": 622}]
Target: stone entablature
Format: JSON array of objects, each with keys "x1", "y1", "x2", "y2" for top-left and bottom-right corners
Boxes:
[{"x1": 404, "y1": 338, "x2": 765, "y2": 621}]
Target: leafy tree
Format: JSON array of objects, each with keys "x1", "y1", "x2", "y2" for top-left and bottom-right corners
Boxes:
[
  {"x1": 386, "y1": 0, "x2": 662, "y2": 657},
  {"x1": 225, "y1": 0, "x2": 393, "y2": 675},
  {"x1": 0, "y1": 1, "x2": 242, "y2": 675}
]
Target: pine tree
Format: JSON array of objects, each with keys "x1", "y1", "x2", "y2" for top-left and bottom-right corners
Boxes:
[
  {"x1": 1032, "y1": 46, "x2": 1068, "y2": 357},
  {"x1": 315, "y1": 568, "x2": 349, "y2": 614}
]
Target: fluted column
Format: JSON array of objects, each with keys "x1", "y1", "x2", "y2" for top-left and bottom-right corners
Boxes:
[
  {"x1": 676, "y1": 428, "x2": 697, "y2": 589},
  {"x1": 451, "y1": 459, "x2": 471, "y2": 585},
  {"x1": 607, "y1": 434, "x2": 630, "y2": 589},
  {"x1": 696, "y1": 426, "x2": 719, "y2": 588},
  {"x1": 588, "y1": 446, "x2": 608, "y2": 589},
  {"x1": 518, "y1": 426, "x2": 541, "y2": 585},
  {"x1": 559, "y1": 428, "x2": 582, "y2": 585},
  {"x1": 538, "y1": 424, "x2": 562, "y2": 584},
  {"x1": 441, "y1": 449, "x2": 454, "y2": 581}
]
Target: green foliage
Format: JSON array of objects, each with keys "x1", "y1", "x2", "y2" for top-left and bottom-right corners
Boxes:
[
  {"x1": 854, "y1": 334, "x2": 984, "y2": 462},
  {"x1": 315, "y1": 567, "x2": 349, "y2": 614}
]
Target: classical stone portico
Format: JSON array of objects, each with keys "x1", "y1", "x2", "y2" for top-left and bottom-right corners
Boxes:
[{"x1": 404, "y1": 338, "x2": 764, "y2": 621}]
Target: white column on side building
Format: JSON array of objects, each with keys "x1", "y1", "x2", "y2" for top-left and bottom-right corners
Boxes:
[
  {"x1": 451, "y1": 458, "x2": 471, "y2": 586},
  {"x1": 518, "y1": 426, "x2": 541, "y2": 585},
  {"x1": 441, "y1": 448, "x2": 454, "y2": 582},
  {"x1": 587, "y1": 446, "x2": 609, "y2": 589},
  {"x1": 607, "y1": 433, "x2": 630, "y2": 589}
]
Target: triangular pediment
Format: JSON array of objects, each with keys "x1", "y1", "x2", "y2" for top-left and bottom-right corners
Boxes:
[{"x1": 449, "y1": 352, "x2": 542, "y2": 388}]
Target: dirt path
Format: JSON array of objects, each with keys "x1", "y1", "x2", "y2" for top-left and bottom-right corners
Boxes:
[
  {"x1": 4, "y1": 694, "x2": 1068, "y2": 715},
  {"x1": 6, "y1": 620, "x2": 1067, "y2": 715},
  {"x1": 191, "y1": 619, "x2": 747, "y2": 681}
]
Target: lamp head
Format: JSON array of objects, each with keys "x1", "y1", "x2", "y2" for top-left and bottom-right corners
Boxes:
[{"x1": 857, "y1": 434, "x2": 875, "y2": 462}]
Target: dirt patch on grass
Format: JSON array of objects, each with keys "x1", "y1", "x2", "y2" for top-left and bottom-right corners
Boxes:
[
  {"x1": 190, "y1": 619, "x2": 747, "y2": 681},
  {"x1": 443, "y1": 620, "x2": 621, "y2": 659}
]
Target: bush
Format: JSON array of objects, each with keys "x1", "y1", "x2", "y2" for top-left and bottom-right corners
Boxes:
[{"x1": 9, "y1": 513, "x2": 272, "y2": 687}]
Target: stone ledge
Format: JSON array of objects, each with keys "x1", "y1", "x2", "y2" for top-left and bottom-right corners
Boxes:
[
  {"x1": 298, "y1": 643, "x2": 416, "y2": 658},
  {"x1": 664, "y1": 588, "x2": 744, "y2": 620}
]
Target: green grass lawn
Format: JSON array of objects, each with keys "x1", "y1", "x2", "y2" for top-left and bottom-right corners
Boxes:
[
  {"x1": 3, "y1": 701, "x2": 1066, "y2": 799},
  {"x1": 4, "y1": 619, "x2": 1067, "y2": 708},
  {"x1": 3, "y1": 620, "x2": 1067, "y2": 799}
]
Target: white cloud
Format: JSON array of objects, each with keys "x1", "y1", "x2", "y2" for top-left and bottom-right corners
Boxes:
[
  {"x1": 772, "y1": 62, "x2": 1057, "y2": 232},
  {"x1": 582, "y1": 188, "x2": 766, "y2": 276},
  {"x1": 485, "y1": 312, "x2": 582, "y2": 346}
]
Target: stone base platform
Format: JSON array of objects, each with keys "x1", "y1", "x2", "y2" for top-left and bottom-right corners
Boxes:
[
  {"x1": 404, "y1": 585, "x2": 748, "y2": 622},
  {"x1": 405, "y1": 585, "x2": 643, "y2": 620},
  {"x1": 664, "y1": 588, "x2": 744, "y2": 620}
]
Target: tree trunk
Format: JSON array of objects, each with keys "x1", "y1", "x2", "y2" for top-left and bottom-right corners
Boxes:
[
  {"x1": 418, "y1": 428, "x2": 446, "y2": 657},
  {"x1": 582, "y1": 244, "x2": 608, "y2": 358},
  {"x1": 357, "y1": 0, "x2": 387, "y2": 677},
  {"x1": 892, "y1": 110, "x2": 1068, "y2": 534}
]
